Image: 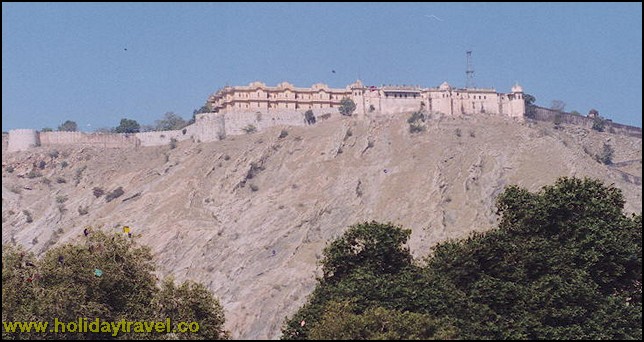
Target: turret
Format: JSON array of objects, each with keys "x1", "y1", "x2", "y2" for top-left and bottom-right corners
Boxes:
[
  {"x1": 7, "y1": 129, "x2": 39, "y2": 152},
  {"x1": 509, "y1": 83, "x2": 525, "y2": 119}
]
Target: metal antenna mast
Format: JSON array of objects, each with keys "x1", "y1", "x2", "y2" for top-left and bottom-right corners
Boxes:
[{"x1": 466, "y1": 50, "x2": 475, "y2": 88}]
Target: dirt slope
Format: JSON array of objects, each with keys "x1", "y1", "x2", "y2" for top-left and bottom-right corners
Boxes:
[{"x1": 2, "y1": 113, "x2": 641, "y2": 339}]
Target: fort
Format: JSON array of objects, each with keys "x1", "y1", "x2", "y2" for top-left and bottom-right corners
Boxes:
[
  {"x1": 206, "y1": 80, "x2": 525, "y2": 119},
  {"x1": 6, "y1": 80, "x2": 640, "y2": 152}
]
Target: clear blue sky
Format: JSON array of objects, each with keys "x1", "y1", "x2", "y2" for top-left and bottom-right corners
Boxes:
[{"x1": 2, "y1": 2, "x2": 642, "y2": 131}]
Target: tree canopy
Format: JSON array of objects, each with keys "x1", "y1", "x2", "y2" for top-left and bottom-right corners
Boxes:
[
  {"x1": 57, "y1": 120, "x2": 78, "y2": 132},
  {"x1": 338, "y1": 97, "x2": 356, "y2": 116},
  {"x1": 154, "y1": 112, "x2": 188, "y2": 131},
  {"x1": 282, "y1": 177, "x2": 642, "y2": 340},
  {"x1": 114, "y1": 118, "x2": 141, "y2": 134},
  {"x1": 2, "y1": 230, "x2": 229, "y2": 340},
  {"x1": 524, "y1": 94, "x2": 537, "y2": 119}
]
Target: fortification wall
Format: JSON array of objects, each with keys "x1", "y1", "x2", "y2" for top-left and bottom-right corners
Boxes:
[
  {"x1": 609, "y1": 121, "x2": 642, "y2": 138},
  {"x1": 221, "y1": 109, "x2": 334, "y2": 135},
  {"x1": 449, "y1": 96, "x2": 501, "y2": 116},
  {"x1": 136, "y1": 130, "x2": 189, "y2": 147},
  {"x1": 532, "y1": 106, "x2": 642, "y2": 138},
  {"x1": 378, "y1": 98, "x2": 423, "y2": 115},
  {"x1": 39, "y1": 131, "x2": 140, "y2": 148},
  {"x1": 191, "y1": 113, "x2": 226, "y2": 142},
  {"x1": 7, "y1": 129, "x2": 39, "y2": 152}
]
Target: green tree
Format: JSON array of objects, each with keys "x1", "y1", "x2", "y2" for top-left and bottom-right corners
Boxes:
[
  {"x1": 408, "y1": 111, "x2": 426, "y2": 133},
  {"x1": 308, "y1": 301, "x2": 455, "y2": 340},
  {"x1": 428, "y1": 177, "x2": 642, "y2": 339},
  {"x1": 524, "y1": 93, "x2": 537, "y2": 119},
  {"x1": 58, "y1": 120, "x2": 78, "y2": 132},
  {"x1": 282, "y1": 178, "x2": 642, "y2": 340},
  {"x1": 592, "y1": 116, "x2": 607, "y2": 132},
  {"x1": 321, "y1": 221, "x2": 413, "y2": 281},
  {"x1": 281, "y1": 222, "x2": 433, "y2": 339},
  {"x1": 155, "y1": 112, "x2": 188, "y2": 131},
  {"x1": 41, "y1": 127, "x2": 54, "y2": 132},
  {"x1": 193, "y1": 104, "x2": 210, "y2": 115},
  {"x1": 338, "y1": 97, "x2": 356, "y2": 116},
  {"x1": 153, "y1": 277, "x2": 230, "y2": 339},
  {"x1": 115, "y1": 118, "x2": 141, "y2": 133},
  {"x1": 2, "y1": 230, "x2": 230, "y2": 340}
]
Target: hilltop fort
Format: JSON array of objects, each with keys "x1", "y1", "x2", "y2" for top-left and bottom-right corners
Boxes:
[
  {"x1": 6, "y1": 80, "x2": 525, "y2": 152},
  {"x1": 206, "y1": 80, "x2": 525, "y2": 118},
  {"x1": 6, "y1": 80, "x2": 640, "y2": 152}
]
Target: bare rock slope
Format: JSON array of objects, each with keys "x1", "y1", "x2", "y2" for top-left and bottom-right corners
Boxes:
[{"x1": 2, "y1": 114, "x2": 642, "y2": 339}]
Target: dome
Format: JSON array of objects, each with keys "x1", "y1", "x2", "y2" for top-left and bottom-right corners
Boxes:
[
  {"x1": 350, "y1": 79, "x2": 364, "y2": 89},
  {"x1": 439, "y1": 81, "x2": 451, "y2": 90},
  {"x1": 248, "y1": 81, "x2": 266, "y2": 88},
  {"x1": 312, "y1": 83, "x2": 329, "y2": 90},
  {"x1": 277, "y1": 81, "x2": 294, "y2": 89},
  {"x1": 511, "y1": 83, "x2": 523, "y2": 93}
]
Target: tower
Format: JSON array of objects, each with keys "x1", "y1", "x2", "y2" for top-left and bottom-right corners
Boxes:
[{"x1": 466, "y1": 50, "x2": 475, "y2": 89}]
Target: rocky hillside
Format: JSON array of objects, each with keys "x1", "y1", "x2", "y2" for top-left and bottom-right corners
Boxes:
[{"x1": 2, "y1": 113, "x2": 641, "y2": 339}]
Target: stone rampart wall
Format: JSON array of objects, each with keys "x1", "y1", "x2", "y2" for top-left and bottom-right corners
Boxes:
[
  {"x1": 532, "y1": 106, "x2": 641, "y2": 138},
  {"x1": 39, "y1": 131, "x2": 140, "y2": 148}
]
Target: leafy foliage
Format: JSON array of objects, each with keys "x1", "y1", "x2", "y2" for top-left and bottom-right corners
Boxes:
[
  {"x1": 193, "y1": 104, "x2": 210, "y2": 115},
  {"x1": 282, "y1": 177, "x2": 642, "y2": 340},
  {"x1": 592, "y1": 116, "x2": 607, "y2": 132},
  {"x1": 407, "y1": 111, "x2": 426, "y2": 133},
  {"x1": 2, "y1": 231, "x2": 229, "y2": 340},
  {"x1": 155, "y1": 112, "x2": 188, "y2": 131},
  {"x1": 524, "y1": 93, "x2": 537, "y2": 119},
  {"x1": 308, "y1": 301, "x2": 456, "y2": 340},
  {"x1": 58, "y1": 120, "x2": 78, "y2": 132},
  {"x1": 338, "y1": 97, "x2": 356, "y2": 116},
  {"x1": 114, "y1": 118, "x2": 141, "y2": 134}
]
